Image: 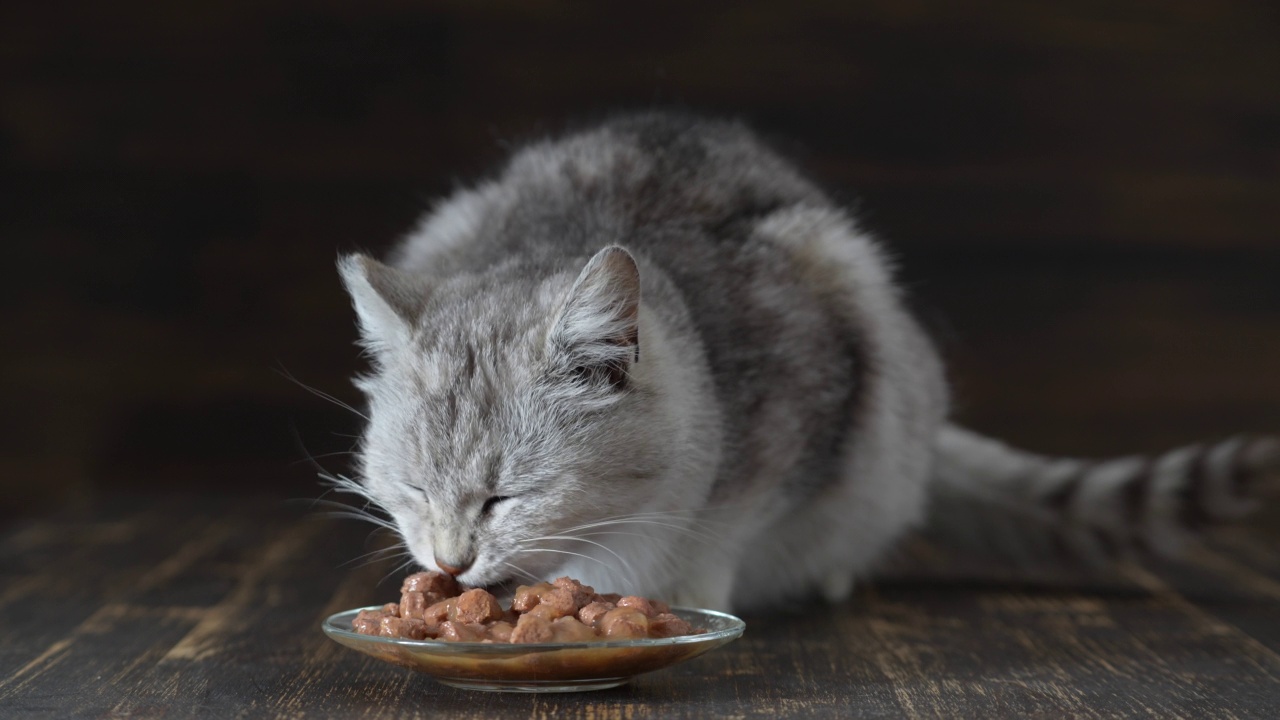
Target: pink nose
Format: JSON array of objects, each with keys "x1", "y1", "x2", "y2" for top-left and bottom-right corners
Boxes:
[{"x1": 435, "y1": 556, "x2": 472, "y2": 577}]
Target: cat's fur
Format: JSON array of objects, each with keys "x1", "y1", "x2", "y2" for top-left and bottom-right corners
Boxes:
[{"x1": 337, "y1": 113, "x2": 1279, "y2": 612}]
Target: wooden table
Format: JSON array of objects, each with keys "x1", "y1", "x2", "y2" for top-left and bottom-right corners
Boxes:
[{"x1": 2, "y1": 495, "x2": 1278, "y2": 718}]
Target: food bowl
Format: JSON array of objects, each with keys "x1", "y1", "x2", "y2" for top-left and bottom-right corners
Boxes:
[{"x1": 322, "y1": 606, "x2": 745, "y2": 692}]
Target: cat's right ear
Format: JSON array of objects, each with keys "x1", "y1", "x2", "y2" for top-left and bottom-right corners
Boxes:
[{"x1": 338, "y1": 254, "x2": 426, "y2": 356}]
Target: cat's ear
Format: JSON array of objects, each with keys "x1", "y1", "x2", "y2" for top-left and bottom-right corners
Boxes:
[
  {"x1": 548, "y1": 246, "x2": 641, "y2": 390},
  {"x1": 338, "y1": 254, "x2": 426, "y2": 355}
]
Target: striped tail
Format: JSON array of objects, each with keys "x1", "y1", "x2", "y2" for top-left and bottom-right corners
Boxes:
[{"x1": 925, "y1": 424, "x2": 1280, "y2": 568}]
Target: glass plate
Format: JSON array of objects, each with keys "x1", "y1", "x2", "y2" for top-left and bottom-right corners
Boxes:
[{"x1": 322, "y1": 606, "x2": 745, "y2": 693}]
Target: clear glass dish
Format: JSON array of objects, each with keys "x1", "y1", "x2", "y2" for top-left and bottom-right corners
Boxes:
[{"x1": 321, "y1": 605, "x2": 745, "y2": 693}]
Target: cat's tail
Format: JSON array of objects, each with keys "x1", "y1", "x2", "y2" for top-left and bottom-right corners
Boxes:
[{"x1": 924, "y1": 424, "x2": 1280, "y2": 567}]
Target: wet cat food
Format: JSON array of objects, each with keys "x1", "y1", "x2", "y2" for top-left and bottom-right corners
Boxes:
[{"x1": 352, "y1": 572, "x2": 700, "y2": 643}]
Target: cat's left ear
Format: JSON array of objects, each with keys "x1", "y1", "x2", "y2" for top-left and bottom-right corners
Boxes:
[
  {"x1": 548, "y1": 246, "x2": 641, "y2": 389},
  {"x1": 338, "y1": 254, "x2": 428, "y2": 356}
]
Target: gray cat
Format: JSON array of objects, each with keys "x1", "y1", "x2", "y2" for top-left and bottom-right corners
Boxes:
[{"x1": 334, "y1": 113, "x2": 1278, "y2": 612}]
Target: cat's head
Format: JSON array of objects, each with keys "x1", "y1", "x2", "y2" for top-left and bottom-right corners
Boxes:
[{"x1": 337, "y1": 246, "x2": 678, "y2": 588}]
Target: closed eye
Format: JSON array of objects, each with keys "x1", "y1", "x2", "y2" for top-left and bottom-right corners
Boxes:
[{"x1": 481, "y1": 495, "x2": 513, "y2": 517}]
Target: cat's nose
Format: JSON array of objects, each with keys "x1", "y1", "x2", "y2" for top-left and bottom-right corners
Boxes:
[{"x1": 434, "y1": 554, "x2": 473, "y2": 577}]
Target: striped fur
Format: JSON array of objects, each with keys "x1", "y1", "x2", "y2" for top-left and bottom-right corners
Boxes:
[{"x1": 929, "y1": 426, "x2": 1280, "y2": 569}]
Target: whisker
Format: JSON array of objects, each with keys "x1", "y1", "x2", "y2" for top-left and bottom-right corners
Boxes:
[
  {"x1": 313, "y1": 473, "x2": 394, "y2": 519},
  {"x1": 555, "y1": 510, "x2": 732, "y2": 533},
  {"x1": 558, "y1": 508, "x2": 737, "y2": 529},
  {"x1": 500, "y1": 560, "x2": 542, "y2": 585},
  {"x1": 290, "y1": 450, "x2": 357, "y2": 465},
  {"x1": 573, "y1": 530, "x2": 667, "y2": 542},
  {"x1": 380, "y1": 556, "x2": 419, "y2": 586},
  {"x1": 521, "y1": 535, "x2": 640, "y2": 580},
  {"x1": 288, "y1": 421, "x2": 361, "y2": 478},
  {"x1": 513, "y1": 547, "x2": 637, "y2": 593},
  {"x1": 277, "y1": 365, "x2": 370, "y2": 421},
  {"x1": 312, "y1": 509, "x2": 398, "y2": 533},
  {"x1": 352, "y1": 550, "x2": 412, "y2": 571},
  {"x1": 554, "y1": 518, "x2": 724, "y2": 546},
  {"x1": 514, "y1": 547, "x2": 613, "y2": 572},
  {"x1": 306, "y1": 494, "x2": 386, "y2": 519},
  {"x1": 340, "y1": 543, "x2": 407, "y2": 568}
]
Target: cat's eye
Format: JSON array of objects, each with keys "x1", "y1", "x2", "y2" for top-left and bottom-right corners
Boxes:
[{"x1": 481, "y1": 495, "x2": 513, "y2": 516}]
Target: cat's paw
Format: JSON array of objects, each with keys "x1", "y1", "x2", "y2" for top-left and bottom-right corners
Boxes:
[
  {"x1": 668, "y1": 580, "x2": 733, "y2": 612},
  {"x1": 1240, "y1": 437, "x2": 1280, "y2": 500},
  {"x1": 820, "y1": 569, "x2": 854, "y2": 604}
]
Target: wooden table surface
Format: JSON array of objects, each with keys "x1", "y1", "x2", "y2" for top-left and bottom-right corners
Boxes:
[{"x1": 2, "y1": 495, "x2": 1278, "y2": 719}]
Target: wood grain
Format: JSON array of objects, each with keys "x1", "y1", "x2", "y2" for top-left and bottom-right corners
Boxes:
[{"x1": 2, "y1": 497, "x2": 1278, "y2": 718}]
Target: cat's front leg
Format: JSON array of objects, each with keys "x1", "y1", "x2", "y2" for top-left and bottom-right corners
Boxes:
[{"x1": 667, "y1": 547, "x2": 737, "y2": 612}]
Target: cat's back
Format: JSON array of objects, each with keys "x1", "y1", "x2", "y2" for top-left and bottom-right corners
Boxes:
[
  {"x1": 394, "y1": 114, "x2": 878, "y2": 496},
  {"x1": 393, "y1": 113, "x2": 828, "y2": 274}
]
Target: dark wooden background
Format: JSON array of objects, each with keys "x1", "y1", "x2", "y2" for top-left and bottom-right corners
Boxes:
[{"x1": 3, "y1": 1, "x2": 1279, "y2": 516}]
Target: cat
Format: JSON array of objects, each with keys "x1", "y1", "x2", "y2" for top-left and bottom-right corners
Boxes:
[{"x1": 333, "y1": 113, "x2": 1279, "y2": 612}]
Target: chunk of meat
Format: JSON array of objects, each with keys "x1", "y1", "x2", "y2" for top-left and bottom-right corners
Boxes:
[
  {"x1": 649, "y1": 612, "x2": 695, "y2": 638},
  {"x1": 486, "y1": 621, "x2": 515, "y2": 643},
  {"x1": 421, "y1": 598, "x2": 455, "y2": 634},
  {"x1": 510, "y1": 613, "x2": 554, "y2": 644},
  {"x1": 592, "y1": 592, "x2": 623, "y2": 604},
  {"x1": 552, "y1": 576, "x2": 596, "y2": 608},
  {"x1": 650, "y1": 599, "x2": 671, "y2": 615},
  {"x1": 399, "y1": 591, "x2": 428, "y2": 620},
  {"x1": 406, "y1": 618, "x2": 432, "y2": 640},
  {"x1": 598, "y1": 607, "x2": 650, "y2": 639},
  {"x1": 549, "y1": 616, "x2": 600, "y2": 642},
  {"x1": 401, "y1": 571, "x2": 460, "y2": 598},
  {"x1": 352, "y1": 608, "x2": 388, "y2": 635},
  {"x1": 436, "y1": 621, "x2": 488, "y2": 642},
  {"x1": 380, "y1": 602, "x2": 400, "y2": 617},
  {"x1": 616, "y1": 595, "x2": 655, "y2": 618},
  {"x1": 525, "y1": 587, "x2": 577, "y2": 621},
  {"x1": 451, "y1": 588, "x2": 505, "y2": 624},
  {"x1": 511, "y1": 582, "x2": 555, "y2": 612},
  {"x1": 378, "y1": 615, "x2": 430, "y2": 640},
  {"x1": 576, "y1": 601, "x2": 615, "y2": 628}
]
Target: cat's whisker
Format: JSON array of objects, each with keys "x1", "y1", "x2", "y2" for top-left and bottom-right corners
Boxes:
[
  {"x1": 314, "y1": 473, "x2": 393, "y2": 517},
  {"x1": 564, "y1": 507, "x2": 740, "y2": 527},
  {"x1": 555, "y1": 518, "x2": 725, "y2": 546},
  {"x1": 290, "y1": 450, "x2": 358, "y2": 465},
  {"x1": 306, "y1": 497, "x2": 399, "y2": 533},
  {"x1": 569, "y1": 530, "x2": 653, "y2": 541},
  {"x1": 353, "y1": 550, "x2": 412, "y2": 571},
  {"x1": 380, "y1": 556, "x2": 420, "y2": 586},
  {"x1": 515, "y1": 546, "x2": 640, "y2": 594},
  {"x1": 520, "y1": 534, "x2": 640, "y2": 580},
  {"x1": 499, "y1": 560, "x2": 542, "y2": 585},
  {"x1": 513, "y1": 547, "x2": 621, "y2": 581},
  {"x1": 289, "y1": 424, "x2": 362, "y2": 478},
  {"x1": 341, "y1": 542, "x2": 408, "y2": 568},
  {"x1": 554, "y1": 509, "x2": 733, "y2": 532},
  {"x1": 316, "y1": 511, "x2": 398, "y2": 533},
  {"x1": 277, "y1": 365, "x2": 370, "y2": 421}
]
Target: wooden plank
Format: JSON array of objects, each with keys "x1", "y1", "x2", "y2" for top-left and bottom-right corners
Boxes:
[
  {"x1": 4, "y1": 497, "x2": 1280, "y2": 717},
  {"x1": 104, "y1": 509, "x2": 398, "y2": 718},
  {"x1": 1139, "y1": 526, "x2": 1280, "y2": 657},
  {"x1": 0, "y1": 499, "x2": 365, "y2": 717},
  {"x1": 0, "y1": 501, "x2": 207, "y2": 683}
]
